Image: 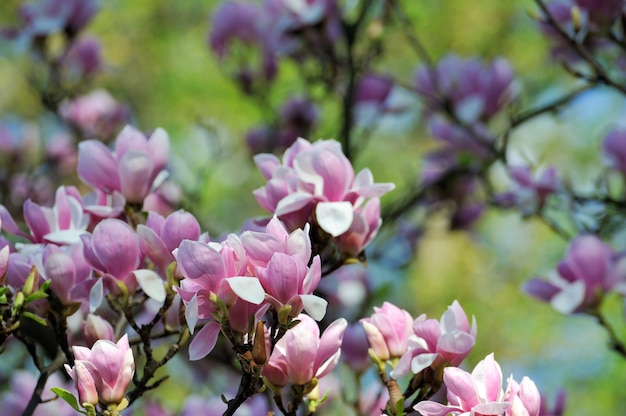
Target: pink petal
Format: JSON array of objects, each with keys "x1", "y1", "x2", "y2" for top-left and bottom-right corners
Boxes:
[
  {"x1": 444, "y1": 366, "x2": 480, "y2": 409},
  {"x1": 118, "y1": 150, "x2": 153, "y2": 203},
  {"x1": 91, "y1": 219, "x2": 139, "y2": 279},
  {"x1": 253, "y1": 153, "x2": 281, "y2": 180},
  {"x1": 189, "y1": 321, "x2": 221, "y2": 361},
  {"x1": 161, "y1": 210, "x2": 200, "y2": 252},
  {"x1": 177, "y1": 240, "x2": 225, "y2": 288},
  {"x1": 147, "y1": 127, "x2": 170, "y2": 178},
  {"x1": 314, "y1": 317, "x2": 347, "y2": 377},
  {"x1": 77, "y1": 140, "x2": 120, "y2": 192},
  {"x1": 114, "y1": 125, "x2": 147, "y2": 159},
  {"x1": 413, "y1": 401, "x2": 459, "y2": 416},
  {"x1": 137, "y1": 224, "x2": 172, "y2": 272},
  {"x1": 23, "y1": 200, "x2": 52, "y2": 242}
]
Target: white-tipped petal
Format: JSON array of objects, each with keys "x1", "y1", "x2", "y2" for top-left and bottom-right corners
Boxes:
[
  {"x1": 316, "y1": 201, "x2": 353, "y2": 237},
  {"x1": 134, "y1": 269, "x2": 166, "y2": 302}
]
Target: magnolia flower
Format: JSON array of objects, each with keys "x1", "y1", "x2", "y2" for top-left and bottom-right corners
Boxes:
[
  {"x1": 137, "y1": 210, "x2": 201, "y2": 273},
  {"x1": 392, "y1": 300, "x2": 476, "y2": 379},
  {"x1": 82, "y1": 314, "x2": 115, "y2": 347},
  {"x1": 59, "y1": 90, "x2": 129, "y2": 141},
  {"x1": 414, "y1": 353, "x2": 540, "y2": 416},
  {"x1": 175, "y1": 234, "x2": 266, "y2": 360},
  {"x1": 0, "y1": 186, "x2": 89, "y2": 245},
  {"x1": 65, "y1": 334, "x2": 135, "y2": 406},
  {"x1": 77, "y1": 125, "x2": 170, "y2": 204},
  {"x1": 253, "y1": 138, "x2": 394, "y2": 254},
  {"x1": 263, "y1": 314, "x2": 347, "y2": 387},
  {"x1": 242, "y1": 217, "x2": 327, "y2": 321},
  {"x1": 360, "y1": 302, "x2": 413, "y2": 362},
  {"x1": 523, "y1": 235, "x2": 626, "y2": 314}
]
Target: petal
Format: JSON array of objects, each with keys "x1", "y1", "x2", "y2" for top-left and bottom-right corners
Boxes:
[
  {"x1": 147, "y1": 127, "x2": 170, "y2": 177},
  {"x1": 550, "y1": 280, "x2": 585, "y2": 314},
  {"x1": 253, "y1": 153, "x2": 281, "y2": 180},
  {"x1": 91, "y1": 219, "x2": 139, "y2": 279},
  {"x1": 0, "y1": 205, "x2": 31, "y2": 239},
  {"x1": 314, "y1": 317, "x2": 347, "y2": 378},
  {"x1": 316, "y1": 201, "x2": 354, "y2": 237},
  {"x1": 225, "y1": 276, "x2": 265, "y2": 304},
  {"x1": 177, "y1": 240, "x2": 225, "y2": 288},
  {"x1": 185, "y1": 294, "x2": 199, "y2": 334},
  {"x1": 134, "y1": 269, "x2": 166, "y2": 302},
  {"x1": 444, "y1": 366, "x2": 480, "y2": 409},
  {"x1": 77, "y1": 140, "x2": 120, "y2": 192},
  {"x1": 410, "y1": 352, "x2": 438, "y2": 374},
  {"x1": 161, "y1": 210, "x2": 200, "y2": 252},
  {"x1": 189, "y1": 321, "x2": 221, "y2": 361},
  {"x1": 23, "y1": 200, "x2": 52, "y2": 242},
  {"x1": 89, "y1": 278, "x2": 104, "y2": 313},
  {"x1": 114, "y1": 125, "x2": 147, "y2": 159},
  {"x1": 414, "y1": 401, "x2": 459, "y2": 416},
  {"x1": 118, "y1": 150, "x2": 153, "y2": 203},
  {"x1": 300, "y1": 294, "x2": 327, "y2": 321},
  {"x1": 137, "y1": 224, "x2": 172, "y2": 271},
  {"x1": 522, "y1": 278, "x2": 561, "y2": 302},
  {"x1": 472, "y1": 353, "x2": 503, "y2": 403},
  {"x1": 275, "y1": 192, "x2": 314, "y2": 216}
]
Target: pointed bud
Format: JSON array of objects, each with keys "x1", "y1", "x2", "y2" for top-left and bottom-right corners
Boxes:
[
  {"x1": 83, "y1": 314, "x2": 115, "y2": 347},
  {"x1": 23, "y1": 266, "x2": 39, "y2": 296},
  {"x1": 571, "y1": 6, "x2": 582, "y2": 31},
  {"x1": 252, "y1": 321, "x2": 267, "y2": 365}
]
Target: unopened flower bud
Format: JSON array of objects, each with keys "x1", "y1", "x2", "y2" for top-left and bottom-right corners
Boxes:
[
  {"x1": 22, "y1": 266, "x2": 39, "y2": 296},
  {"x1": 83, "y1": 314, "x2": 115, "y2": 347},
  {"x1": 252, "y1": 321, "x2": 267, "y2": 365},
  {"x1": 571, "y1": 5, "x2": 582, "y2": 31}
]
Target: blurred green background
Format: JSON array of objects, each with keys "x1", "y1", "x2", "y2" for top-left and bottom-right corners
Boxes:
[{"x1": 2, "y1": 0, "x2": 626, "y2": 414}]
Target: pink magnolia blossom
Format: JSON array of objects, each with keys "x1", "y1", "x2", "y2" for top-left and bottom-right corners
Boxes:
[
  {"x1": 41, "y1": 242, "x2": 92, "y2": 305},
  {"x1": 523, "y1": 235, "x2": 626, "y2": 314},
  {"x1": 360, "y1": 302, "x2": 413, "y2": 361},
  {"x1": 59, "y1": 90, "x2": 129, "y2": 141},
  {"x1": 263, "y1": 314, "x2": 347, "y2": 387},
  {"x1": 65, "y1": 334, "x2": 135, "y2": 406},
  {"x1": 77, "y1": 125, "x2": 170, "y2": 204},
  {"x1": 82, "y1": 313, "x2": 115, "y2": 347},
  {"x1": 242, "y1": 217, "x2": 327, "y2": 320},
  {"x1": 392, "y1": 300, "x2": 476, "y2": 378},
  {"x1": 0, "y1": 185, "x2": 89, "y2": 245},
  {"x1": 175, "y1": 234, "x2": 266, "y2": 360},
  {"x1": 137, "y1": 210, "x2": 201, "y2": 273},
  {"x1": 253, "y1": 138, "x2": 394, "y2": 254},
  {"x1": 81, "y1": 218, "x2": 140, "y2": 291},
  {"x1": 415, "y1": 353, "x2": 540, "y2": 416}
]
